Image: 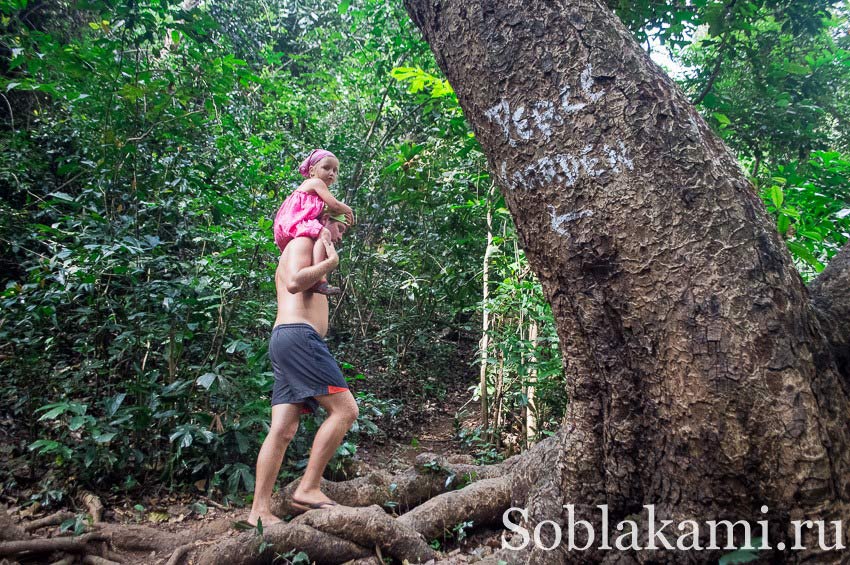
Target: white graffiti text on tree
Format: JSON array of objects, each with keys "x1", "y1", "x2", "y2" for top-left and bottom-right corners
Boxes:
[
  {"x1": 498, "y1": 141, "x2": 633, "y2": 192},
  {"x1": 548, "y1": 206, "x2": 593, "y2": 237},
  {"x1": 485, "y1": 63, "x2": 604, "y2": 146}
]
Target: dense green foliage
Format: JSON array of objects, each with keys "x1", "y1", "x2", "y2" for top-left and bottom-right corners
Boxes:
[
  {"x1": 0, "y1": 0, "x2": 458, "y2": 502},
  {"x1": 1, "y1": 0, "x2": 847, "y2": 506},
  {"x1": 672, "y1": 0, "x2": 850, "y2": 276}
]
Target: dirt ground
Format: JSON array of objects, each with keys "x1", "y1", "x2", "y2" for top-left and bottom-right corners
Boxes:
[{"x1": 1, "y1": 371, "x2": 498, "y2": 564}]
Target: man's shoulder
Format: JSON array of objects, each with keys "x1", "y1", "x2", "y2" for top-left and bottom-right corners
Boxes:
[
  {"x1": 287, "y1": 236, "x2": 315, "y2": 250},
  {"x1": 282, "y1": 237, "x2": 314, "y2": 262}
]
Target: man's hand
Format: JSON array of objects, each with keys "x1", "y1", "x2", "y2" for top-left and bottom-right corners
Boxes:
[{"x1": 323, "y1": 237, "x2": 339, "y2": 269}]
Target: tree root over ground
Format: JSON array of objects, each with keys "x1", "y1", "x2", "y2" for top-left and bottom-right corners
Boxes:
[
  {"x1": 197, "y1": 441, "x2": 550, "y2": 564},
  {"x1": 2, "y1": 442, "x2": 551, "y2": 564}
]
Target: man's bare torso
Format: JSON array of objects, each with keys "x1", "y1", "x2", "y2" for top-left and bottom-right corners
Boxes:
[{"x1": 274, "y1": 241, "x2": 329, "y2": 337}]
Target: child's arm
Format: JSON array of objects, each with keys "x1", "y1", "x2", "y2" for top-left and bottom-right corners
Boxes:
[{"x1": 303, "y1": 179, "x2": 355, "y2": 225}]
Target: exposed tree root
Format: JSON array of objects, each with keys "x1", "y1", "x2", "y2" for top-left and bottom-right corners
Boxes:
[
  {"x1": 82, "y1": 555, "x2": 121, "y2": 565},
  {"x1": 293, "y1": 504, "x2": 437, "y2": 563},
  {"x1": 97, "y1": 546, "x2": 126, "y2": 564},
  {"x1": 80, "y1": 491, "x2": 105, "y2": 523},
  {"x1": 22, "y1": 510, "x2": 75, "y2": 533},
  {"x1": 271, "y1": 449, "x2": 518, "y2": 517},
  {"x1": 0, "y1": 532, "x2": 108, "y2": 558},
  {"x1": 343, "y1": 557, "x2": 382, "y2": 565},
  {"x1": 0, "y1": 505, "x2": 29, "y2": 542},
  {"x1": 164, "y1": 542, "x2": 195, "y2": 565},
  {"x1": 197, "y1": 447, "x2": 538, "y2": 564},
  {"x1": 397, "y1": 476, "x2": 511, "y2": 540},
  {"x1": 207, "y1": 443, "x2": 558, "y2": 564},
  {"x1": 1, "y1": 443, "x2": 548, "y2": 564},
  {"x1": 96, "y1": 523, "x2": 191, "y2": 553},
  {"x1": 197, "y1": 522, "x2": 372, "y2": 565}
]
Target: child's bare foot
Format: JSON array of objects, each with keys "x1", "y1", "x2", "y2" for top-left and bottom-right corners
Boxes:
[
  {"x1": 319, "y1": 227, "x2": 332, "y2": 244},
  {"x1": 313, "y1": 281, "x2": 342, "y2": 296},
  {"x1": 247, "y1": 511, "x2": 282, "y2": 527}
]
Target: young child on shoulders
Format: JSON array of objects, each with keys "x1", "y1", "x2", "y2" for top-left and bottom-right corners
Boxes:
[{"x1": 273, "y1": 149, "x2": 354, "y2": 295}]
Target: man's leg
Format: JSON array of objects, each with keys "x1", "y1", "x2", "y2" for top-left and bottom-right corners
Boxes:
[
  {"x1": 248, "y1": 403, "x2": 302, "y2": 525},
  {"x1": 292, "y1": 390, "x2": 358, "y2": 505}
]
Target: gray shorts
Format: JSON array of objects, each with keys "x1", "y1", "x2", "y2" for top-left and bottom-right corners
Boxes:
[{"x1": 269, "y1": 323, "x2": 349, "y2": 414}]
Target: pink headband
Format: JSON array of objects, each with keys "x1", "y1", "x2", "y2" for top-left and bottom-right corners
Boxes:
[{"x1": 298, "y1": 149, "x2": 337, "y2": 178}]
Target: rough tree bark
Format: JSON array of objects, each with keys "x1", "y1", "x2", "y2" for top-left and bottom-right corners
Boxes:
[{"x1": 403, "y1": 0, "x2": 850, "y2": 563}]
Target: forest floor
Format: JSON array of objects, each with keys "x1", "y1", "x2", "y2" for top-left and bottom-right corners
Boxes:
[{"x1": 1, "y1": 354, "x2": 507, "y2": 564}]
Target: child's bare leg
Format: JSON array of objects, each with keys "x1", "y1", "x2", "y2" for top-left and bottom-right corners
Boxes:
[
  {"x1": 311, "y1": 229, "x2": 341, "y2": 295},
  {"x1": 312, "y1": 231, "x2": 329, "y2": 269}
]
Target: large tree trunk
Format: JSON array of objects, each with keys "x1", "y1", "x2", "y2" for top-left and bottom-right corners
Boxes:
[{"x1": 404, "y1": 0, "x2": 850, "y2": 562}]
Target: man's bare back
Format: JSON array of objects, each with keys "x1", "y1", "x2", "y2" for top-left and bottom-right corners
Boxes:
[{"x1": 275, "y1": 237, "x2": 330, "y2": 336}]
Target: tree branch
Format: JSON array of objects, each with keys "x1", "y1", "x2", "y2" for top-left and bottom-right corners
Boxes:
[
  {"x1": 693, "y1": 31, "x2": 731, "y2": 106},
  {"x1": 809, "y1": 241, "x2": 850, "y2": 380}
]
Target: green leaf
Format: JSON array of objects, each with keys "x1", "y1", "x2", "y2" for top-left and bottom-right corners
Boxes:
[
  {"x1": 59, "y1": 517, "x2": 77, "y2": 532},
  {"x1": 719, "y1": 548, "x2": 760, "y2": 564},
  {"x1": 767, "y1": 185, "x2": 783, "y2": 209},
  {"x1": 38, "y1": 406, "x2": 68, "y2": 420},
  {"x1": 786, "y1": 241, "x2": 824, "y2": 272},
  {"x1": 170, "y1": 429, "x2": 193, "y2": 449},
  {"x1": 799, "y1": 230, "x2": 824, "y2": 242},
  {"x1": 785, "y1": 62, "x2": 811, "y2": 75},
  {"x1": 713, "y1": 113, "x2": 731, "y2": 126},
  {"x1": 234, "y1": 431, "x2": 249, "y2": 454},
  {"x1": 69, "y1": 415, "x2": 86, "y2": 431},
  {"x1": 190, "y1": 502, "x2": 208, "y2": 516},
  {"x1": 196, "y1": 373, "x2": 217, "y2": 390},
  {"x1": 94, "y1": 432, "x2": 117, "y2": 444},
  {"x1": 28, "y1": 439, "x2": 60, "y2": 452},
  {"x1": 106, "y1": 393, "x2": 126, "y2": 417},
  {"x1": 338, "y1": 0, "x2": 350, "y2": 14}
]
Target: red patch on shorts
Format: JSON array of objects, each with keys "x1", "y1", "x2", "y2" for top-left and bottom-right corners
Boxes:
[{"x1": 327, "y1": 386, "x2": 348, "y2": 394}]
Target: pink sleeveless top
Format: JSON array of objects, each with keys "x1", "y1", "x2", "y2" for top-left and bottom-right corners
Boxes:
[{"x1": 272, "y1": 189, "x2": 325, "y2": 252}]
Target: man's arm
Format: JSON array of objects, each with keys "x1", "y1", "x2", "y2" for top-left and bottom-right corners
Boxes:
[{"x1": 283, "y1": 237, "x2": 338, "y2": 294}]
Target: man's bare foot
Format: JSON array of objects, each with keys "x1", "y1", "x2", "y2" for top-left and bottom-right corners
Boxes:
[
  {"x1": 291, "y1": 487, "x2": 335, "y2": 508},
  {"x1": 247, "y1": 511, "x2": 282, "y2": 527}
]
